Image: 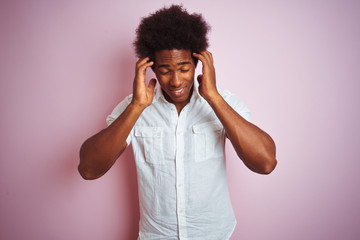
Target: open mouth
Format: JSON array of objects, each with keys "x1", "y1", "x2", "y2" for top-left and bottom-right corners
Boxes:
[{"x1": 170, "y1": 88, "x2": 185, "y2": 97}]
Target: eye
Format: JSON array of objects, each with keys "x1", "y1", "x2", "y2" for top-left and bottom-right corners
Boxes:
[
  {"x1": 180, "y1": 69, "x2": 190, "y2": 73},
  {"x1": 159, "y1": 71, "x2": 169, "y2": 75}
]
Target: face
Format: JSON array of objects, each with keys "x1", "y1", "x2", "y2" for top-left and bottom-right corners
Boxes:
[{"x1": 154, "y1": 49, "x2": 195, "y2": 111}]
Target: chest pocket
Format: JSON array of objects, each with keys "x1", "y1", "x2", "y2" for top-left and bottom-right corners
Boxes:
[
  {"x1": 134, "y1": 127, "x2": 164, "y2": 164},
  {"x1": 192, "y1": 120, "x2": 225, "y2": 162}
]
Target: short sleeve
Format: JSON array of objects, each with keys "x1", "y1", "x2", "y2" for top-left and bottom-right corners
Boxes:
[
  {"x1": 219, "y1": 89, "x2": 251, "y2": 122},
  {"x1": 106, "y1": 94, "x2": 133, "y2": 146}
]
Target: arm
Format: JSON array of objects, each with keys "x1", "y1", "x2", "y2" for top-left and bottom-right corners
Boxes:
[
  {"x1": 78, "y1": 57, "x2": 156, "y2": 180},
  {"x1": 193, "y1": 51, "x2": 277, "y2": 174}
]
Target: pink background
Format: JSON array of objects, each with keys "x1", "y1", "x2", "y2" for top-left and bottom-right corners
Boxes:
[{"x1": 1, "y1": 0, "x2": 360, "y2": 239}]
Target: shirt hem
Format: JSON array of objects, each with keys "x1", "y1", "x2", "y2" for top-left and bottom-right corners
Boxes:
[{"x1": 224, "y1": 220, "x2": 237, "y2": 240}]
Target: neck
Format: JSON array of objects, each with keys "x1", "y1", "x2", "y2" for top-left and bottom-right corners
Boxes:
[{"x1": 163, "y1": 85, "x2": 194, "y2": 115}]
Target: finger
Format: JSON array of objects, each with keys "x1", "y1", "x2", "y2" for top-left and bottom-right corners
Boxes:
[
  {"x1": 192, "y1": 52, "x2": 205, "y2": 62},
  {"x1": 202, "y1": 50, "x2": 213, "y2": 64},
  {"x1": 193, "y1": 52, "x2": 210, "y2": 66},
  {"x1": 135, "y1": 59, "x2": 154, "y2": 83},
  {"x1": 205, "y1": 51, "x2": 213, "y2": 64},
  {"x1": 136, "y1": 57, "x2": 153, "y2": 71},
  {"x1": 193, "y1": 52, "x2": 209, "y2": 71},
  {"x1": 147, "y1": 78, "x2": 157, "y2": 91},
  {"x1": 136, "y1": 57, "x2": 149, "y2": 66},
  {"x1": 139, "y1": 60, "x2": 154, "y2": 71}
]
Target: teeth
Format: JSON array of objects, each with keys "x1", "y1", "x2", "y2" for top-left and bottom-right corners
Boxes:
[{"x1": 174, "y1": 89, "x2": 183, "y2": 93}]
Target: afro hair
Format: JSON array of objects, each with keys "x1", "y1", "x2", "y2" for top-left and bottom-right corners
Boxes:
[{"x1": 133, "y1": 5, "x2": 210, "y2": 65}]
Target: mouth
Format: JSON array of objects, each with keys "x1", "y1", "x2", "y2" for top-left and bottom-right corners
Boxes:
[{"x1": 170, "y1": 88, "x2": 185, "y2": 97}]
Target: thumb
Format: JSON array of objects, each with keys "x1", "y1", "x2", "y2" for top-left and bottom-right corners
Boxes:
[{"x1": 148, "y1": 78, "x2": 157, "y2": 91}]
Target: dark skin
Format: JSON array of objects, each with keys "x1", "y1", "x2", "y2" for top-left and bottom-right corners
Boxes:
[
  {"x1": 78, "y1": 49, "x2": 277, "y2": 180},
  {"x1": 154, "y1": 49, "x2": 195, "y2": 113}
]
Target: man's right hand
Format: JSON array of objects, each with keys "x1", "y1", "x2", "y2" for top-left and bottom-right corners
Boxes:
[
  {"x1": 131, "y1": 57, "x2": 157, "y2": 109},
  {"x1": 78, "y1": 57, "x2": 157, "y2": 180}
]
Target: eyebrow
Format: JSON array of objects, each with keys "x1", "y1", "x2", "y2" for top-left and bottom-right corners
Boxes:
[{"x1": 158, "y1": 61, "x2": 192, "y2": 68}]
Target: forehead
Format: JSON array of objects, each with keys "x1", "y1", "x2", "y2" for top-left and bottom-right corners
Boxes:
[{"x1": 154, "y1": 49, "x2": 193, "y2": 66}]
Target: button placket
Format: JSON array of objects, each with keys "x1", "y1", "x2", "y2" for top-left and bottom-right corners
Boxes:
[{"x1": 175, "y1": 112, "x2": 187, "y2": 239}]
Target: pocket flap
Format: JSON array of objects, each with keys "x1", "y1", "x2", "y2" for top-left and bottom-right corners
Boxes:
[
  {"x1": 134, "y1": 127, "x2": 162, "y2": 138},
  {"x1": 192, "y1": 121, "x2": 223, "y2": 133}
]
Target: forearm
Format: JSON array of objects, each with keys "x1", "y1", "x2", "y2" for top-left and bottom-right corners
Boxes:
[
  {"x1": 207, "y1": 94, "x2": 277, "y2": 174},
  {"x1": 78, "y1": 103, "x2": 144, "y2": 180}
]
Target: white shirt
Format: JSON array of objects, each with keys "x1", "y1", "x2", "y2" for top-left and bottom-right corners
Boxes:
[{"x1": 106, "y1": 82, "x2": 251, "y2": 240}]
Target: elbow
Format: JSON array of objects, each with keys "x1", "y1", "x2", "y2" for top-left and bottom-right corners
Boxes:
[
  {"x1": 241, "y1": 147, "x2": 277, "y2": 175},
  {"x1": 259, "y1": 140, "x2": 277, "y2": 175},
  {"x1": 259, "y1": 156, "x2": 277, "y2": 175},
  {"x1": 78, "y1": 160, "x2": 104, "y2": 180},
  {"x1": 78, "y1": 164, "x2": 97, "y2": 180},
  {"x1": 78, "y1": 143, "x2": 103, "y2": 180}
]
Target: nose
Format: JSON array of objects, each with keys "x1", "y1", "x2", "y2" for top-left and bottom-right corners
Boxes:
[{"x1": 170, "y1": 72, "x2": 181, "y2": 87}]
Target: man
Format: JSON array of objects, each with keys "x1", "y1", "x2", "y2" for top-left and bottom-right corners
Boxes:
[{"x1": 78, "y1": 5, "x2": 277, "y2": 240}]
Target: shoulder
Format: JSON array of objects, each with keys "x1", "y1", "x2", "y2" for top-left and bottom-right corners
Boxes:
[
  {"x1": 106, "y1": 94, "x2": 133, "y2": 126},
  {"x1": 218, "y1": 89, "x2": 251, "y2": 122},
  {"x1": 218, "y1": 89, "x2": 246, "y2": 107}
]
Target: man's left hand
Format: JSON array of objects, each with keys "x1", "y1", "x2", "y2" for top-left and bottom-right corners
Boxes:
[{"x1": 193, "y1": 51, "x2": 220, "y2": 102}]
